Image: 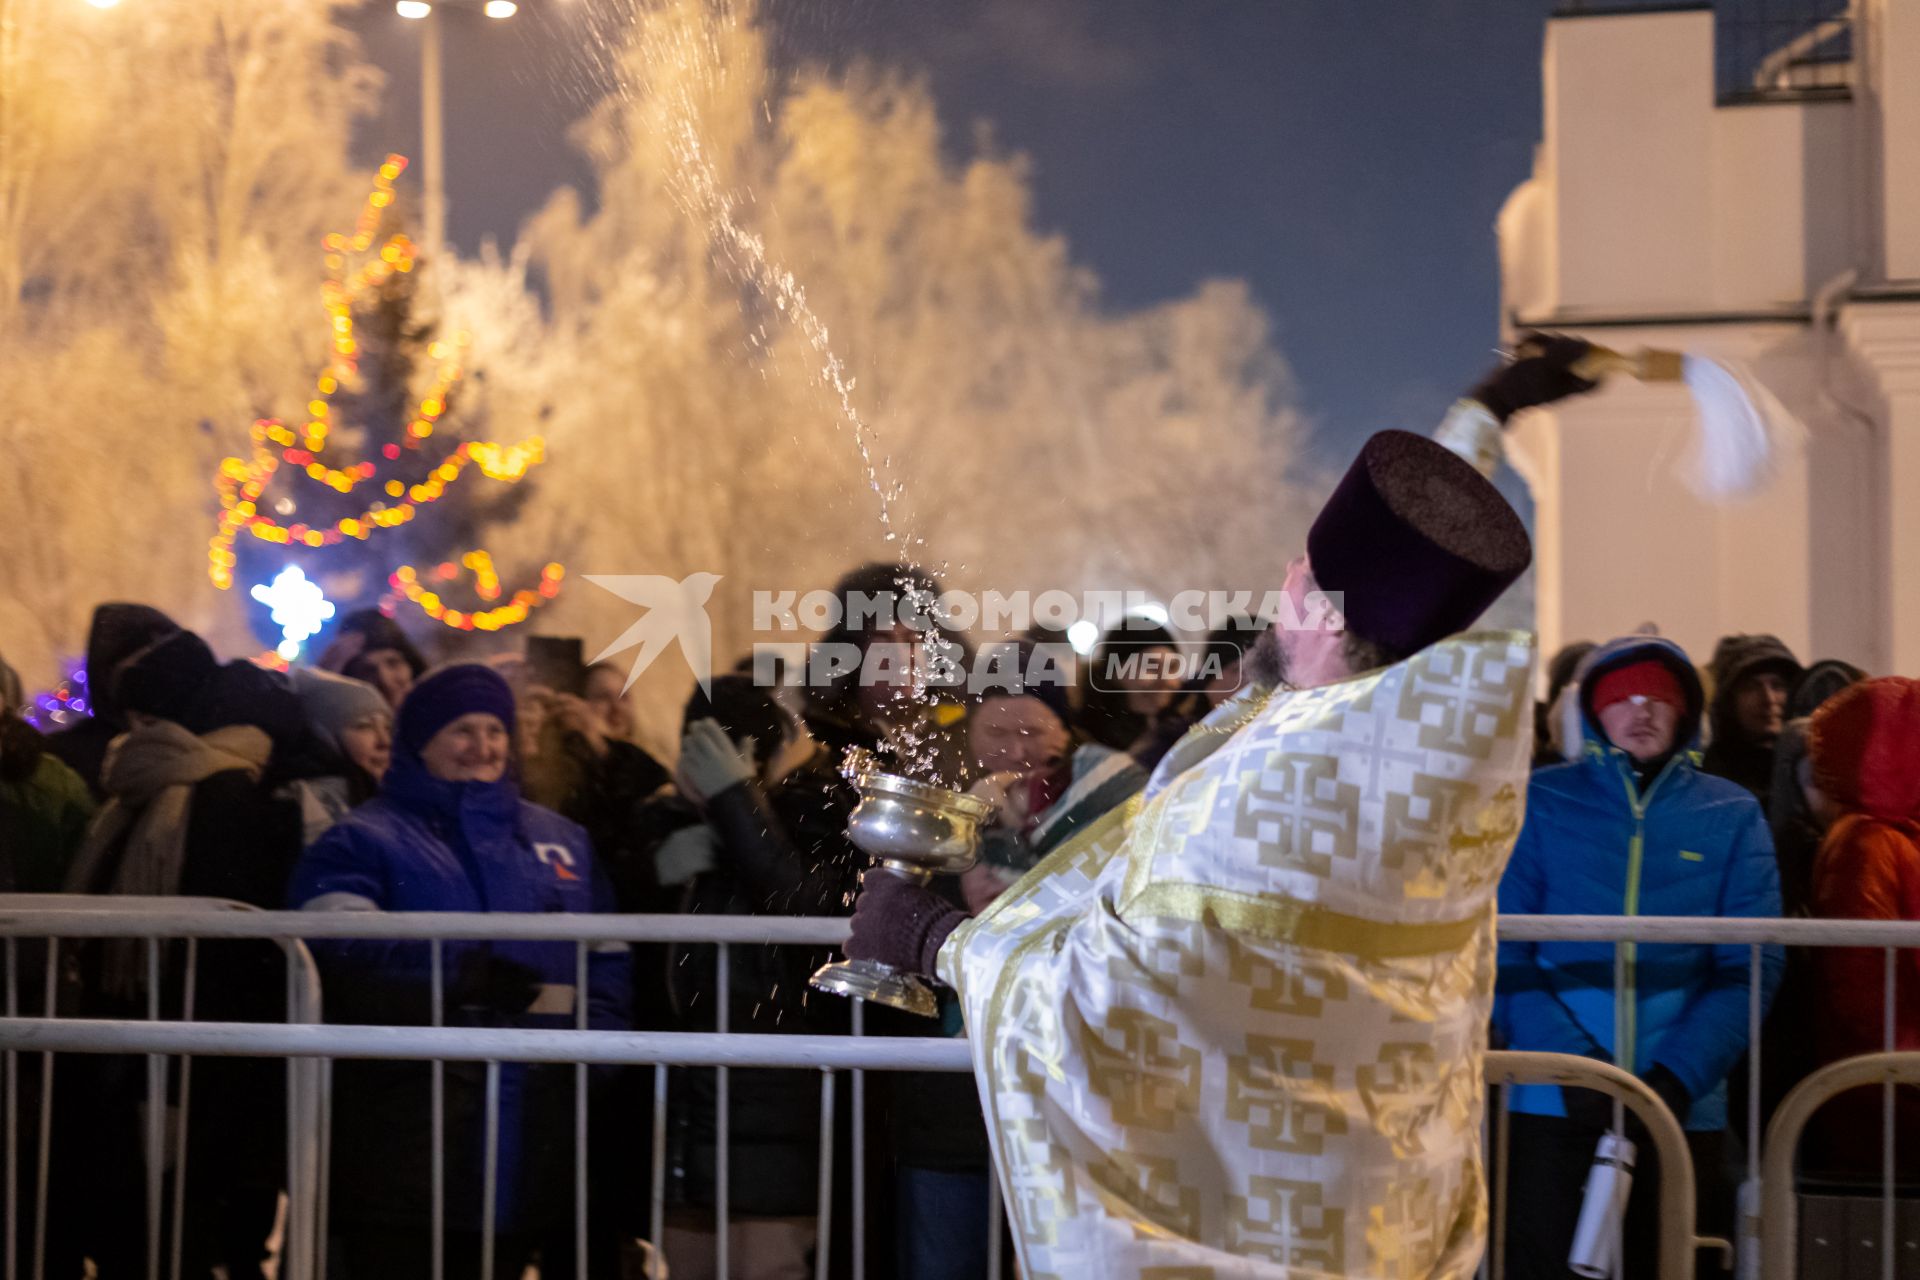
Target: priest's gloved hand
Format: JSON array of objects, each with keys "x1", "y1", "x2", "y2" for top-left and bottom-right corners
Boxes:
[
  {"x1": 1469, "y1": 331, "x2": 1600, "y2": 423},
  {"x1": 845, "y1": 870, "x2": 968, "y2": 976},
  {"x1": 677, "y1": 718, "x2": 757, "y2": 805}
]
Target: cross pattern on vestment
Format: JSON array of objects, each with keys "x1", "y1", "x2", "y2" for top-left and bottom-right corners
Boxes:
[{"x1": 1402, "y1": 648, "x2": 1517, "y2": 761}]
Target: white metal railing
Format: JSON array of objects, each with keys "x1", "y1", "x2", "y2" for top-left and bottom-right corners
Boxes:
[
  {"x1": 9, "y1": 904, "x2": 1920, "y2": 945},
  {"x1": 1762, "y1": 1052, "x2": 1920, "y2": 1280},
  {"x1": 0, "y1": 896, "x2": 324, "y2": 1280},
  {"x1": 2, "y1": 907, "x2": 1917, "y2": 1280}
]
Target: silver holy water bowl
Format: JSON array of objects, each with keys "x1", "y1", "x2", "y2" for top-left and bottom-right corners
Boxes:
[{"x1": 810, "y1": 747, "x2": 994, "y2": 1018}]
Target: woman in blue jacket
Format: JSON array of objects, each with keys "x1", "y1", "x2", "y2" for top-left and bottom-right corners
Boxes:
[
  {"x1": 1495, "y1": 634, "x2": 1782, "y2": 1278},
  {"x1": 291, "y1": 663, "x2": 632, "y2": 1278}
]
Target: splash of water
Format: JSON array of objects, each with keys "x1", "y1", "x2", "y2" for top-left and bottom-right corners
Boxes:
[{"x1": 590, "y1": 0, "x2": 960, "y2": 780}]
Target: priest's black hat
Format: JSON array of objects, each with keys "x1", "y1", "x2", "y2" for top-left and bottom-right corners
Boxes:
[{"x1": 1306, "y1": 430, "x2": 1531, "y2": 657}]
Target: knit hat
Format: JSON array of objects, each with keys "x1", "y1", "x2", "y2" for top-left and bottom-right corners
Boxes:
[
  {"x1": 321, "y1": 609, "x2": 428, "y2": 681},
  {"x1": 114, "y1": 630, "x2": 220, "y2": 726},
  {"x1": 82, "y1": 604, "x2": 181, "y2": 721},
  {"x1": 1306, "y1": 430, "x2": 1531, "y2": 657},
  {"x1": 1590, "y1": 660, "x2": 1687, "y2": 714},
  {"x1": 290, "y1": 666, "x2": 391, "y2": 757},
  {"x1": 396, "y1": 663, "x2": 516, "y2": 754}
]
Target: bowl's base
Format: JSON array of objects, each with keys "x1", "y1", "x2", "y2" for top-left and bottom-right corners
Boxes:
[{"x1": 809, "y1": 958, "x2": 940, "y2": 1018}]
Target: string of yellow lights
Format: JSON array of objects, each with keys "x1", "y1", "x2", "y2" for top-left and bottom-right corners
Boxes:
[
  {"x1": 387, "y1": 556, "x2": 565, "y2": 632},
  {"x1": 207, "y1": 155, "x2": 556, "y2": 603}
]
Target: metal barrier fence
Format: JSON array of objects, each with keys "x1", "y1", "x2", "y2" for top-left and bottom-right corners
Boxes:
[
  {"x1": 0, "y1": 896, "x2": 324, "y2": 1280},
  {"x1": 1, "y1": 906, "x2": 1916, "y2": 1280}
]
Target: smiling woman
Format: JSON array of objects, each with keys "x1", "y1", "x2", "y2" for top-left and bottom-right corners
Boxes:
[{"x1": 289, "y1": 660, "x2": 633, "y2": 1276}]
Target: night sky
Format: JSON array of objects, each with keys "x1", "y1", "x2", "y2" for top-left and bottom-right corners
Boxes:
[{"x1": 345, "y1": 0, "x2": 1566, "y2": 472}]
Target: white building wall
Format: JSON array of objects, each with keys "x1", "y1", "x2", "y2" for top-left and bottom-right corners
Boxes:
[
  {"x1": 1502, "y1": 3, "x2": 1920, "y2": 678},
  {"x1": 1867, "y1": 0, "x2": 1920, "y2": 279},
  {"x1": 1544, "y1": 12, "x2": 1717, "y2": 313}
]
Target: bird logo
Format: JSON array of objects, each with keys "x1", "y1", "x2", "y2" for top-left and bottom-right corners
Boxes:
[
  {"x1": 586, "y1": 572, "x2": 724, "y2": 695},
  {"x1": 532, "y1": 842, "x2": 581, "y2": 881}
]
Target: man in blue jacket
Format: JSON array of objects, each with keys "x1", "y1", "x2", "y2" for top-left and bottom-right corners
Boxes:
[
  {"x1": 1495, "y1": 634, "x2": 1783, "y2": 1278},
  {"x1": 291, "y1": 663, "x2": 633, "y2": 1278}
]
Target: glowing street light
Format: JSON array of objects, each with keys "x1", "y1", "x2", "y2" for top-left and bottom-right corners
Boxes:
[
  {"x1": 83, "y1": 0, "x2": 123, "y2": 8},
  {"x1": 400, "y1": 0, "x2": 518, "y2": 268}
]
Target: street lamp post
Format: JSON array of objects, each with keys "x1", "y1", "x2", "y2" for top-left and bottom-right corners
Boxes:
[
  {"x1": 421, "y1": 10, "x2": 445, "y2": 265},
  {"x1": 396, "y1": 0, "x2": 517, "y2": 267}
]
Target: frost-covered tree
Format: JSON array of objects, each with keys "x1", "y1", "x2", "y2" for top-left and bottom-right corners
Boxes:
[
  {"x1": 0, "y1": 0, "x2": 379, "y2": 679},
  {"x1": 513, "y1": 0, "x2": 1323, "y2": 739},
  {"x1": 0, "y1": 0, "x2": 1324, "y2": 750}
]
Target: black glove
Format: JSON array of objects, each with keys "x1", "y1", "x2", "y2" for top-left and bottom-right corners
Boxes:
[
  {"x1": 449, "y1": 951, "x2": 544, "y2": 1015},
  {"x1": 1469, "y1": 331, "x2": 1600, "y2": 423},
  {"x1": 1563, "y1": 1055, "x2": 1693, "y2": 1142},
  {"x1": 1642, "y1": 1062, "x2": 1692, "y2": 1128},
  {"x1": 845, "y1": 870, "x2": 967, "y2": 975},
  {"x1": 1561, "y1": 1046, "x2": 1616, "y2": 1132}
]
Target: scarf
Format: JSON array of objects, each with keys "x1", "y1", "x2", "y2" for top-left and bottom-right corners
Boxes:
[{"x1": 64, "y1": 721, "x2": 272, "y2": 998}]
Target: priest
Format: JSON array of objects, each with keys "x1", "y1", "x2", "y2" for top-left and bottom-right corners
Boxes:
[{"x1": 843, "y1": 338, "x2": 1599, "y2": 1278}]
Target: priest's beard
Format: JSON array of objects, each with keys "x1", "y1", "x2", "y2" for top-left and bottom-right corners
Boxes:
[{"x1": 1244, "y1": 625, "x2": 1287, "y2": 689}]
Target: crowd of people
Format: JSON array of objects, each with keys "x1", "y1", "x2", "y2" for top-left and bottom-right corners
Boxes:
[{"x1": 1, "y1": 567, "x2": 1916, "y2": 1279}]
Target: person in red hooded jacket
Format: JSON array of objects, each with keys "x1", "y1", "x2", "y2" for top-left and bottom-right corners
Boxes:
[{"x1": 1806, "y1": 675, "x2": 1920, "y2": 1173}]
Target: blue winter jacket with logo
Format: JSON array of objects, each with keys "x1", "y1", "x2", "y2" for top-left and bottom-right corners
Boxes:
[
  {"x1": 1494, "y1": 635, "x2": 1783, "y2": 1132},
  {"x1": 289, "y1": 742, "x2": 632, "y2": 1230}
]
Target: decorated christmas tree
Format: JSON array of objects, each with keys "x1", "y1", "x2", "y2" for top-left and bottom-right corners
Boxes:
[{"x1": 209, "y1": 157, "x2": 563, "y2": 660}]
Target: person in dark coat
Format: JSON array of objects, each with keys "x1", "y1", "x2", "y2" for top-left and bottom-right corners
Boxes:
[
  {"x1": 1768, "y1": 659, "x2": 1868, "y2": 916},
  {"x1": 894, "y1": 651, "x2": 1146, "y2": 1280},
  {"x1": 44, "y1": 602, "x2": 180, "y2": 796},
  {"x1": 315, "y1": 607, "x2": 428, "y2": 709},
  {"x1": 290, "y1": 664, "x2": 632, "y2": 1278},
  {"x1": 650, "y1": 676, "x2": 841, "y2": 1280},
  {"x1": 60, "y1": 629, "x2": 316, "y2": 1279},
  {"x1": 1745, "y1": 659, "x2": 1869, "y2": 1129},
  {"x1": 1701, "y1": 632, "x2": 1803, "y2": 808}
]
